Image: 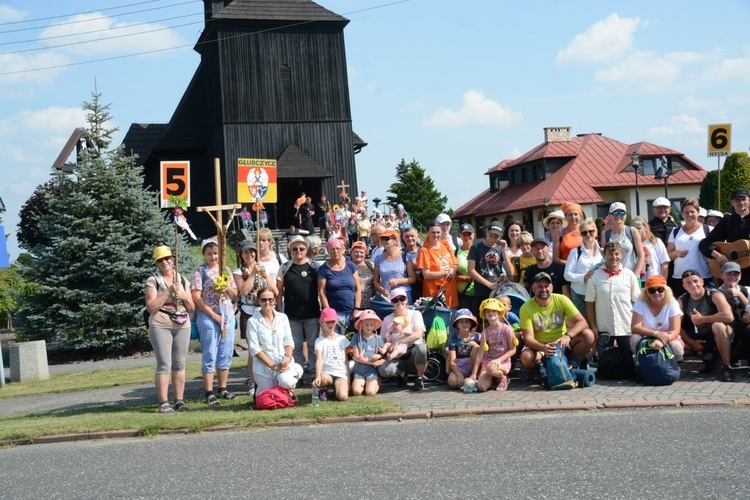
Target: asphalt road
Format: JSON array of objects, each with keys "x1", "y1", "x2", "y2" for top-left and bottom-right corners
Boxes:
[{"x1": 1, "y1": 406, "x2": 749, "y2": 499}]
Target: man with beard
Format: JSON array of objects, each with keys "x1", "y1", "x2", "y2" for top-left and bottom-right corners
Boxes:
[
  {"x1": 520, "y1": 272, "x2": 595, "y2": 371},
  {"x1": 523, "y1": 239, "x2": 570, "y2": 298}
]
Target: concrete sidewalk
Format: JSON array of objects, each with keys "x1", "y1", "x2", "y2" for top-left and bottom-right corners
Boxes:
[{"x1": 2, "y1": 355, "x2": 749, "y2": 416}]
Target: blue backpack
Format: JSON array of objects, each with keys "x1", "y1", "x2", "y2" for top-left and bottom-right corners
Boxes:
[
  {"x1": 635, "y1": 338, "x2": 680, "y2": 386},
  {"x1": 542, "y1": 345, "x2": 576, "y2": 390}
]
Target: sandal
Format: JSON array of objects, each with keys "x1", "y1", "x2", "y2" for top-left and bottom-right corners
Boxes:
[
  {"x1": 206, "y1": 394, "x2": 221, "y2": 407},
  {"x1": 157, "y1": 403, "x2": 175, "y2": 414},
  {"x1": 217, "y1": 390, "x2": 236, "y2": 400},
  {"x1": 174, "y1": 401, "x2": 190, "y2": 412}
]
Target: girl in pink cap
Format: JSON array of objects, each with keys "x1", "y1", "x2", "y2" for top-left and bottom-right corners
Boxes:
[{"x1": 313, "y1": 307, "x2": 350, "y2": 401}]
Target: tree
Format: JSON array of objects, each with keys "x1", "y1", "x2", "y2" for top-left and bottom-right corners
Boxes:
[
  {"x1": 17, "y1": 179, "x2": 63, "y2": 252},
  {"x1": 386, "y1": 159, "x2": 447, "y2": 229},
  {"x1": 698, "y1": 169, "x2": 719, "y2": 211},
  {"x1": 14, "y1": 89, "x2": 197, "y2": 352},
  {"x1": 718, "y1": 152, "x2": 750, "y2": 211}
]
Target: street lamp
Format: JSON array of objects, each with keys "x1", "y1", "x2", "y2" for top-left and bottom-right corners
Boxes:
[
  {"x1": 372, "y1": 197, "x2": 381, "y2": 211},
  {"x1": 654, "y1": 155, "x2": 672, "y2": 199},
  {"x1": 631, "y1": 150, "x2": 641, "y2": 216}
]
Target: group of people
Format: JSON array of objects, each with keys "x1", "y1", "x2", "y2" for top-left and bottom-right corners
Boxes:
[{"x1": 144, "y1": 187, "x2": 750, "y2": 412}]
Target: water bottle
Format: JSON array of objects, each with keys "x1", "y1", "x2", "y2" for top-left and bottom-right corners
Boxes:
[{"x1": 311, "y1": 386, "x2": 320, "y2": 407}]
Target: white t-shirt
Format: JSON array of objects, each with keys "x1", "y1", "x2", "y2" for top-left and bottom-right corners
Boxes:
[
  {"x1": 668, "y1": 225, "x2": 711, "y2": 279},
  {"x1": 314, "y1": 334, "x2": 349, "y2": 379},
  {"x1": 643, "y1": 239, "x2": 670, "y2": 279},
  {"x1": 259, "y1": 253, "x2": 287, "y2": 283},
  {"x1": 632, "y1": 299, "x2": 683, "y2": 332},
  {"x1": 381, "y1": 309, "x2": 426, "y2": 346}
]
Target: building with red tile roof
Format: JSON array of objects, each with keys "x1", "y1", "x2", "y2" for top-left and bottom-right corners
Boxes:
[{"x1": 453, "y1": 127, "x2": 706, "y2": 236}]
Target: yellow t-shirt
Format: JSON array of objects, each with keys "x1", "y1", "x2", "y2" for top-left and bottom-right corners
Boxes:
[{"x1": 519, "y1": 294, "x2": 579, "y2": 344}]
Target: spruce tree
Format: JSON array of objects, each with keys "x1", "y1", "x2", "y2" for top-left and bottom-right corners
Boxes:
[
  {"x1": 718, "y1": 152, "x2": 750, "y2": 212},
  {"x1": 14, "y1": 90, "x2": 196, "y2": 352},
  {"x1": 386, "y1": 159, "x2": 447, "y2": 229}
]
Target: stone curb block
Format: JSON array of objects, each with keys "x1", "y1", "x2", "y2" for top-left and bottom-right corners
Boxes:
[
  {"x1": 431, "y1": 409, "x2": 482, "y2": 419},
  {"x1": 317, "y1": 416, "x2": 367, "y2": 424},
  {"x1": 482, "y1": 406, "x2": 527, "y2": 415},
  {"x1": 203, "y1": 424, "x2": 242, "y2": 432},
  {"x1": 366, "y1": 411, "x2": 429, "y2": 422},
  {"x1": 603, "y1": 400, "x2": 681, "y2": 408},
  {"x1": 158, "y1": 429, "x2": 190, "y2": 436},
  {"x1": 265, "y1": 418, "x2": 317, "y2": 427},
  {"x1": 680, "y1": 400, "x2": 732, "y2": 406},
  {"x1": 733, "y1": 398, "x2": 750, "y2": 405}
]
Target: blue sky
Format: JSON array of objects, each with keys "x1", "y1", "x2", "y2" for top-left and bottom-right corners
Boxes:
[{"x1": 1, "y1": 0, "x2": 749, "y2": 260}]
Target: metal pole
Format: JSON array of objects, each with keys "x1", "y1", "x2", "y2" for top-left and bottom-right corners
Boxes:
[
  {"x1": 717, "y1": 156, "x2": 722, "y2": 212},
  {"x1": 0, "y1": 339, "x2": 5, "y2": 387},
  {"x1": 664, "y1": 177, "x2": 669, "y2": 200},
  {"x1": 635, "y1": 169, "x2": 640, "y2": 216}
]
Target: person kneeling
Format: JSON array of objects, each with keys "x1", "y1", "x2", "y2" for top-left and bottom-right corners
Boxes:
[{"x1": 314, "y1": 308, "x2": 350, "y2": 401}]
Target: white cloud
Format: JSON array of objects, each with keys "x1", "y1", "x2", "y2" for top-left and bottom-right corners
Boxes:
[
  {"x1": 648, "y1": 114, "x2": 703, "y2": 137},
  {"x1": 557, "y1": 13, "x2": 641, "y2": 65},
  {"x1": 701, "y1": 57, "x2": 750, "y2": 83},
  {"x1": 0, "y1": 106, "x2": 87, "y2": 164},
  {"x1": 595, "y1": 50, "x2": 682, "y2": 92},
  {"x1": 0, "y1": 52, "x2": 70, "y2": 85},
  {"x1": 39, "y1": 13, "x2": 188, "y2": 56},
  {"x1": 422, "y1": 89, "x2": 521, "y2": 128},
  {"x1": 0, "y1": 4, "x2": 26, "y2": 22}
]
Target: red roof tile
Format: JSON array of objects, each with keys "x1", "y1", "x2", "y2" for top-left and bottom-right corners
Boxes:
[{"x1": 455, "y1": 133, "x2": 706, "y2": 219}]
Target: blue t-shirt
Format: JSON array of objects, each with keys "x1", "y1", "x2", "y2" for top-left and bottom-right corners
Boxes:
[
  {"x1": 448, "y1": 331, "x2": 481, "y2": 358},
  {"x1": 318, "y1": 260, "x2": 359, "y2": 316},
  {"x1": 349, "y1": 332, "x2": 384, "y2": 376},
  {"x1": 373, "y1": 252, "x2": 411, "y2": 295}
]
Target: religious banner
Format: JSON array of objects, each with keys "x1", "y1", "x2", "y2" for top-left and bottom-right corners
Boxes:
[{"x1": 237, "y1": 158, "x2": 277, "y2": 203}]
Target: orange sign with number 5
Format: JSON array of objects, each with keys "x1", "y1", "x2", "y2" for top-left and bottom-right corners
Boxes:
[{"x1": 160, "y1": 161, "x2": 190, "y2": 208}]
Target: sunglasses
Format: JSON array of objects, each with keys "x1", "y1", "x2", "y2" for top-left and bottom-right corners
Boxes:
[
  {"x1": 259, "y1": 297, "x2": 275, "y2": 303},
  {"x1": 581, "y1": 230, "x2": 596, "y2": 236},
  {"x1": 391, "y1": 296, "x2": 407, "y2": 304},
  {"x1": 380, "y1": 236, "x2": 396, "y2": 241},
  {"x1": 611, "y1": 210, "x2": 627, "y2": 217},
  {"x1": 291, "y1": 246, "x2": 307, "y2": 252},
  {"x1": 155, "y1": 257, "x2": 171, "y2": 264},
  {"x1": 647, "y1": 287, "x2": 665, "y2": 294}
]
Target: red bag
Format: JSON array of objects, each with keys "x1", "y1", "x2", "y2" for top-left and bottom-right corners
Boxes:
[{"x1": 255, "y1": 386, "x2": 297, "y2": 410}]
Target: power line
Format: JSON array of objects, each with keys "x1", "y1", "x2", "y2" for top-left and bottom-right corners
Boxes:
[
  {"x1": 0, "y1": 0, "x2": 196, "y2": 29},
  {"x1": 0, "y1": 0, "x2": 415, "y2": 77}
]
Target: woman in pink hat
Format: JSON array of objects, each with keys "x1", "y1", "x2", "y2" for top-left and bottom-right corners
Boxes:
[{"x1": 350, "y1": 309, "x2": 385, "y2": 396}]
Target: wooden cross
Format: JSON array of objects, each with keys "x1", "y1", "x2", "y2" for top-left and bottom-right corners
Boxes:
[
  {"x1": 336, "y1": 179, "x2": 350, "y2": 198},
  {"x1": 196, "y1": 158, "x2": 241, "y2": 273}
]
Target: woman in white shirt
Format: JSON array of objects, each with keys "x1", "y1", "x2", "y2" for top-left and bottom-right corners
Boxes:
[
  {"x1": 564, "y1": 220, "x2": 603, "y2": 314},
  {"x1": 631, "y1": 216, "x2": 670, "y2": 280},
  {"x1": 667, "y1": 199, "x2": 711, "y2": 298}
]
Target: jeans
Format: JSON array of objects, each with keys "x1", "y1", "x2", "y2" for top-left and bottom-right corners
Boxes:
[{"x1": 196, "y1": 311, "x2": 235, "y2": 373}]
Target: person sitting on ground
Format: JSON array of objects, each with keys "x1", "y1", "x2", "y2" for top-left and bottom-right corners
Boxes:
[
  {"x1": 519, "y1": 272, "x2": 595, "y2": 373},
  {"x1": 629, "y1": 274, "x2": 684, "y2": 362},
  {"x1": 350, "y1": 309, "x2": 386, "y2": 396},
  {"x1": 564, "y1": 219, "x2": 603, "y2": 314},
  {"x1": 313, "y1": 307, "x2": 350, "y2": 401},
  {"x1": 553, "y1": 202, "x2": 584, "y2": 264},
  {"x1": 417, "y1": 220, "x2": 460, "y2": 309},
  {"x1": 716, "y1": 262, "x2": 750, "y2": 366},
  {"x1": 523, "y1": 238, "x2": 570, "y2": 298},
  {"x1": 601, "y1": 202, "x2": 644, "y2": 277},
  {"x1": 239, "y1": 206, "x2": 253, "y2": 230},
  {"x1": 446, "y1": 308, "x2": 481, "y2": 390},
  {"x1": 700, "y1": 188, "x2": 750, "y2": 287},
  {"x1": 234, "y1": 239, "x2": 276, "y2": 393},
  {"x1": 191, "y1": 238, "x2": 238, "y2": 407},
  {"x1": 668, "y1": 199, "x2": 711, "y2": 298},
  {"x1": 377, "y1": 288, "x2": 428, "y2": 391},
  {"x1": 648, "y1": 197, "x2": 678, "y2": 246},
  {"x1": 677, "y1": 270, "x2": 735, "y2": 381},
  {"x1": 382, "y1": 316, "x2": 410, "y2": 360},
  {"x1": 145, "y1": 245, "x2": 195, "y2": 413},
  {"x1": 247, "y1": 287, "x2": 303, "y2": 395},
  {"x1": 474, "y1": 298, "x2": 517, "y2": 392},
  {"x1": 585, "y1": 241, "x2": 640, "y2": 357},
  {"x1": 632, "y1": 216, "x2": 670, "y2": 280},
  {"x1": 467, "y1": 221, "x2": 514, "y2": 320}
]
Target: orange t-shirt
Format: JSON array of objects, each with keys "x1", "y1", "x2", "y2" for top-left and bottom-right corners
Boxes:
[
  {"x1": 416, "y1": 240, "x2": 459, "y2": 308},
  {"x1": 559, "y1": 230, "x2": 582, "y2": 261}
]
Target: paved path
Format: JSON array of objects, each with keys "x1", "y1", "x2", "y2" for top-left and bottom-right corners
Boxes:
[{"x1": 2, "y1": 355, "x2": 749, "y2": 416}]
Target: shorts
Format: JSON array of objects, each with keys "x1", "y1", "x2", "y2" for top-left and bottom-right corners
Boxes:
[
  {"x1": 352, "y1": 365, "x2": 379, "y2": 380},
  {"x1": 455, "y1": 357, "x2": 472, "y2": 377}
]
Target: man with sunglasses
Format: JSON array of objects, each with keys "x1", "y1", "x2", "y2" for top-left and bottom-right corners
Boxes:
[
  {"x1": 585, "y1": 242, "x2": 640, "y2": 356},
  {"x1": 276, "y1": 235, "x2": 321, "y2": 383},
  {"x1": 677, "y1": 269, "x2": 735, "y2": 381}
]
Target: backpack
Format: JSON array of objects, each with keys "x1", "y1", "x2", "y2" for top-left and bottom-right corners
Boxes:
[
  {"x1": 280, "y1": 258, "x2": 318, "y2": 276},
  {"x1": 597, "y1": 345, "x2": 635, "y2": 379},
  {"x1": 255, "y1": 386, "x2": 298, "y2": 410},
  {"x1": 605, "y1": 226, "x2": 635, "y2": 248},
  {"x1": 426, "y1": 315, "x2": 448, "y2": 350},
  {"x1": 541, "y1": 345, "x2": 576, "y2": 390},
  {"x1": 635, "y1": 338, "x2": 680, "y2": 386},
  {"x1": 719, "y1": 285, "x2": 749, "y2": 323}
]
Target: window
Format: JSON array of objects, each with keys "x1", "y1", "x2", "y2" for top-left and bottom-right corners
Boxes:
[
  {"x1": 520, "y1": 167, "x2": 528, "y2": 184},
  {"x1": 490, "y1": 174, "x2": 500, "y2": 192}
]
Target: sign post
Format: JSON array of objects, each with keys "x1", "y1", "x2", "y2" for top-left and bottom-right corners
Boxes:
[{"x1": 708, "y1": 124, "x2": 731, "y2": 210}]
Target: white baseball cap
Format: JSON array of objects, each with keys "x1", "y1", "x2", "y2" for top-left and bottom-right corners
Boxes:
[
  {"x1": 436, "y1": 213, "x2": 451, "y2": 224},
  {"x1": 653, "y1": 197, "x2": 671, "y2": 208}
]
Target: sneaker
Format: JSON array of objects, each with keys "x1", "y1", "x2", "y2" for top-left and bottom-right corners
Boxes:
[
  {"x1": 699, "y1": 354, "x2": 721, "y2": 374},
  {"x1": 174, "y1": 401, "x2": 189, "y2": 412},
  {"x1": 319, "y1": 388, "x2": 328, "y2": 402},
  {"x1": 157, "y1": 403, "x2": 175, "y2": 414},
  {"x1": 721, "y1": 365, "x2": 736, "y2": 382},
  {"x1": 217, "y1": 390, "x2": 236, "y2": 400},
  {"x1": 411, "y1": 378, "x2": 425, "y2": 391},
  {"x1": 206, "y1": 394, "x2": 221, "y2": 407}
]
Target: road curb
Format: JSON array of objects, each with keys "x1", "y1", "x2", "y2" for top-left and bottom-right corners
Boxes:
[{"x1": 2, "y1": 400, "x2": 748, "y2": 447}]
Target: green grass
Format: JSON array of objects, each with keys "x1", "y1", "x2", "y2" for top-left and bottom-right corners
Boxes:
[
  {"x1": 0, "y1": 358, "x2": 247, "y2": 400},
  {"x1": 0, "y1": 392, "x2": 401, "y2": 444}
]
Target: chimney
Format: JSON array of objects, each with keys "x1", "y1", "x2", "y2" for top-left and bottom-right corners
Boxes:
[
  {"x1": 204, "y1": 0, "x2": 232, "y2": 22},
  {"x1": 544, "y1": 127, "x2": 572, "y2": 143}
]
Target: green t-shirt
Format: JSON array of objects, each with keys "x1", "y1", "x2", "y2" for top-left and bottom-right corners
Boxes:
[
  {"x1": 456, "y1": 247, "x2": 475, "y2": 296},
  {"x1": 519, "y1": 294, "x2": 579, "y2": 344}
]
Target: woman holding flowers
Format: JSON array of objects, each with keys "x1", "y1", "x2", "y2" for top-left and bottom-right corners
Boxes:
[{"x1": 191, "y1": 237, "x2": 238, "y2": 407}]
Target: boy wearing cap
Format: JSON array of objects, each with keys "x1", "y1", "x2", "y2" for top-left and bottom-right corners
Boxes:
[
  {"x1": 678, "y1": 270, "x2": 735, "y2": 381},
  {"x1": 717, "y1": 262, "x2": 750, "y2": 366},
  {"x1": 467, "y1": 221, "x2": 515, "y2": 320},
  {"x1": 700, "y1": 188, "x2": 750, "y2": 286},
  {"x1": 519, "y1": 272, "x2": 594, "y2": 372}
]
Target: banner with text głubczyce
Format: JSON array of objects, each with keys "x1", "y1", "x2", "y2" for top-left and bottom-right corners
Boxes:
[{"x1": 237, "y1": 159, "x2": 277, "y2": 203}]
